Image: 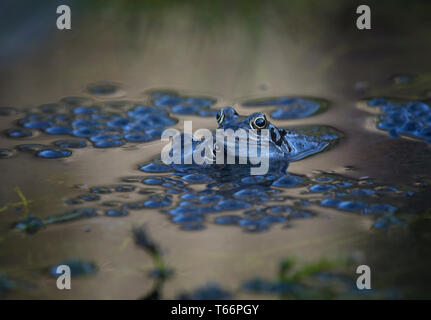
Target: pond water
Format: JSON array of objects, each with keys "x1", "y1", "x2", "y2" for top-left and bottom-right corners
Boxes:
[{"x1": 1, "y1": 2, "x2": 431, "y2": 299}]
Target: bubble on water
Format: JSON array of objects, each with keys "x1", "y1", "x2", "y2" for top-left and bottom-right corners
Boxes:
[
  {"x1": 90, "y1": 186, "x2": 113, "y2": 194},
  {"x1": 233, "y1": 188, "x2": 269, "y2": 201},
  {"x1": 105, "y1": 209, "x2": 129, "y2": 217},
  {"x1": 199, "y1": 195, "x2": 224, "y2": 203},
  {"x1": 73, "y1": 126, "x2": 101, "y2": 138},
  {"x1": 15, "y1": 144, "x2": 47, "y2": 153},
  {"x1": 309, "y1": 183, "x2": 337, "y2": 193},
  {"x1": 320, "y1": 198, "x2": 342, "y2": 207},
  {"x1": 181, "y1": 173, "x2": 211, "y2": 183},
  {"x1": 53, "y1": 139, "x2": 87, "y2": 148},
  {"x1": 144, "y1": 199, "x2": 171, "y2": 208},
  {"x1": 272, "y1": 175, "x2": 301, "y2": 188},
  {"x1": 21, "y1": 120, "x2": 52, "y2": 129},
  {"x1": 180, "y1": 193, "x2": 197, "y2": 200},
  {"x1": 45, "y1": 125, "x2": 73, "y2": 135},
  {"x1": 216, "y1": 200, "x2": 251, "y2": 211},
  {"x1": 142, "y1": 178, "x2": 164, "y2": 185},
  {"x1": 337, "y1": 201, "x2": 366, "y2": 212},
  {"x1": 114, "y1": 184, "x2": 136, "y2": 192},
  {"x1": 139, "y1": 163, "x2": 172, "y2": 173},
  {"x1": 93, "y1": 139, "x2": 125, "y2": 148},
  {"x1": 350, "y1": 188, "x2": 375, "y2": 196},
  {"x1": 36, "y1": 148, "x2": 72, "y2": 159},
  {"x1": 241, "y1": 176, "x2": 266, "y2": 184},
  {"x1": 0, "y1": 107, "x2": 18, "y2": 116},
  {"x1": 172, "y1": 214, "x2": 204, "y2": 224},
  {"x1": 124, "y1": 133, "x2": 154, "y2": 142},
  {"x1": 267, "y1": 205, "x2": 291, "y2": 213},
  {"x1": 6, "y1": 128, "x2": 33, "y2": 138},
  {"x1": 78, "y1": 194, "x2": 101, "y2": 201}
]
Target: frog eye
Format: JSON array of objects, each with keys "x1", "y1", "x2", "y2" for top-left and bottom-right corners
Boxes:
[
  {"x1": 250, "y1": 116, "x2": 267, "y2": 130},
  {"x1": 216, "y1": 110, "x2": 225, "y2": 125}
]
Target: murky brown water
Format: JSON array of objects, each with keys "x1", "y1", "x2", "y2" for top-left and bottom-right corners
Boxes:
[{"x1": 1, "y1": 4, "x2": 431, "y2": 299}]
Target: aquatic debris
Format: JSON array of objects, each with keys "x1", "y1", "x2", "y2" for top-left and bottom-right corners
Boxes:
[
  {"x1": 0, "y1": 187, "x2": 32, "y2": 215},
  {"x1": 13, "y1": 208, "x2": 99, "y2": 233},
  {"x1": 133, "y1": 225, "x2": 173, "y2": 299},
  {"x1": 49, "y1": 259, "x2": 98, "y2": 277},
  {"x1": 133, "y1": 225, "x2": 161, "y2": 256},
  {"x1": 13, "y1": 214, "x2": 44, "y2": 234}
]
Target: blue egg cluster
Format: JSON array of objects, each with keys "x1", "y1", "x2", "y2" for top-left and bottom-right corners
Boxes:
[
  {"x1": 151, "y1": 90, "x2": 218, "y2": 116},
  {"x1": 1, "y1": 89, "x2": 223, "y2": 159},
  {"x1": 2, "y1": 96, "x2": 181, "y2": 158},
  {"x1": 242, "y1": 96, "x2": 326, "y2": 120},
  {"x1": 367, "y1": 98, "x2": 431, "y2": 143}
]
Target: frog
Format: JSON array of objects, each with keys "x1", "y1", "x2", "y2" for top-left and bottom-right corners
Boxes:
[
  {"x1": 165, "y1": 106, "x2": 335, "y2": 175},
  {"x1": 214, "y1": 106, "x2": 330, "y2": 163}
]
